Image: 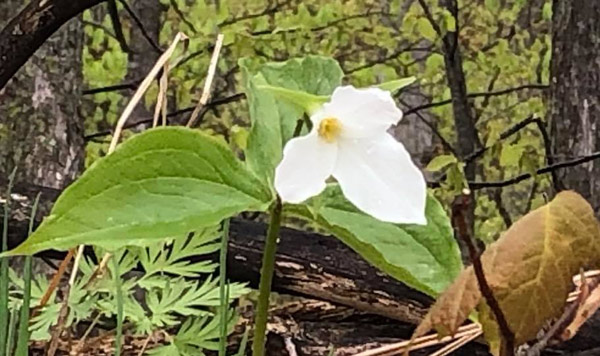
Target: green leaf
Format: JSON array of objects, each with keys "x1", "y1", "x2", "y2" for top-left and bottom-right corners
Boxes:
[
  {"x1": 286, "y1": 186, "x2": 463, "y2": 296},
  {"x1": 500, "y1": 143, "x2": 525, "y2": 167},
  {"x1": 146, "y1": 277, "x2": 246, "y2": 328},
  {"x1": 417, "y1": 18, "x2": 437, "y2": 42},
  {"x1": 240, "y1": 56, "x2": 343, "y2": 185},
  {"x1": 256, "y1": 85, "x2": 329, "y2": 115},
  {"x1": 542, "y1": 2, "x2": 552, "y2": 20},
  {"x1": 426, "y1": 154, "x2": 458, "y2": 172},
  {"x1": 375, "y1": 77, "x2": 416, "y2": 93},
  {"x1": 441, "y1": 10, "x2": 456, "y2": 33},
  {"x1": 485, "y1": 0, "x2": 500, "y2": 12},
  {"x1": 5, "y1": 127, "x2": 272, "y2": 256}
]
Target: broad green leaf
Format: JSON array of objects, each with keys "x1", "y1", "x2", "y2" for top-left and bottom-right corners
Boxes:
[
  {"x1": 5, "y1": 128, "x2": 272, "y2": 256},
  {"x1": 426, "y1": 154, "x2": 458, "y2": 172},
  {"x1": 375, "y1": 77, "x2": 416, "y2": 93},
  {"x1": 286, "y1": 186, "x2": 463, "y2": 296},
  {"x1": 240, "y1": 56, "x2": 343, "y2": 185},
  {"x1": 256, "y1": 85, "x2": 328, "y2": 115},
  {"x1": 412, "y1": 192, "x2": 600, "y2": 355}
]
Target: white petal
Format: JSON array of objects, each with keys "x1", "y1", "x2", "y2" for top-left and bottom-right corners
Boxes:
[
  {"x1": 274, "y1": 131, "x2": 337, "y2": 204},
  {"x1": 311, "y1": 85, "x2": 403, "y2": 138},
  {"x1": 332, "y1": 134, "x2": 427, "y2": 224}
]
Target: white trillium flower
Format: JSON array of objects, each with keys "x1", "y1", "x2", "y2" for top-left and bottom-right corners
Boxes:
[{"x1": 274, "y1": 85, "x2": 427, "y2": 225}]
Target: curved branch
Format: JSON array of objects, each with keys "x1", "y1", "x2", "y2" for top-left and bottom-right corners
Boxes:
[{"x1": 0, "y1": 0, "x2": 106, "y2": 90}]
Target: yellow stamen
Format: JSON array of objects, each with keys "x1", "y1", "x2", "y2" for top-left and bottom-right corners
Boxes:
[{"x1": 318, "y1": 117, "x2": 342, "y2": 143}]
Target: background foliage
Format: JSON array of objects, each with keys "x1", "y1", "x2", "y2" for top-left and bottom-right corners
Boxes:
[{"x1": 82, "y1": 0, "x2": 553, "y2": 244}]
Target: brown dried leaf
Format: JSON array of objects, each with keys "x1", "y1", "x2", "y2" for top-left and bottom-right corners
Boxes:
[{"x1": 410, "y1": 191, "x2": 600, "y2": 354}]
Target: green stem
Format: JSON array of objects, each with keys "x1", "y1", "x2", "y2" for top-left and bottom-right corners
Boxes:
[
  {"x1": 251, "y1": 199, "x2": 283, "y2": 356},
  {"x1": 15, "y1": 193, "x2": 40, "y2": 356},
  {"x1": 5, "y1": 308, "x2": 16, "y2": 355},
  {"x1": 112, "y1": 255, "x2": 123, "y2": 356},
  {"x1": 218, "y1": 219, "x2": 230, "y2": 356},
  {"x1": 0, "y1": 168, "x2": 17, "y2": 356}
]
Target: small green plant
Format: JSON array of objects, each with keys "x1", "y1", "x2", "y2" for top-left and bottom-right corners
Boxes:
[{"x1": 6, "y1": 226, "x2": 247, "y2": 354}]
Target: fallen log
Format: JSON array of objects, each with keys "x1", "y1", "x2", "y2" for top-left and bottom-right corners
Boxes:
[{"x1": 2, "y1": 180, "x2": 600, "y2": 355}]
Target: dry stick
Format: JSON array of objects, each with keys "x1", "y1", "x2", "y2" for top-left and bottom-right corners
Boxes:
[
  {"x1": 428, "y1": 330, "x2": 482, "y2": 356},
  {"x1": 73, "y1": 312, "x2": 102, "y2": 353},
  {"x1": 152, "y1": 62, "x2": 169, "y2": 128},
  {"x1": 109, "y1": 32, "x2": 188, "y2": 152},
  {"x1": 353, "y1": 324, "x2": 481, "y2": 356},
  {"x1": 35, "y1": 248, "x2": 75, "y2": 311},
  {"x1": 187, "y1": 33, "x2": 225, "y2": 128},
  {"x1": 455, "y1": 194, "x2": 515, "y2": 355},
  {"x1": 137, "y1": 334, "x2": 153, "y2": 356}
]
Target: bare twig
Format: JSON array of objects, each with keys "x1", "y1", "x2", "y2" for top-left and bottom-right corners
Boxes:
[
  {"x1": 346, "y1": 45, "x2": 433, "y2": 74},
  {"x1": 398, "y1": 98, "x2": 457, "y2": 156},
  {"x1": 355, "y1": 324, "x2": 481, "y2": 356},
  {"x1": 250, "y1": 10, "x2": 387, "y2": 37},
  {"x1": 429, "y1": 330, "x2": 482, "y2": 356},
  {"x1": 169, "y1": 0, "x2": 197, "y2": 33},
  {"x1": 403, "y1": 84, "x2": 549, "y2": 116},
  {"x1": 118, "y1": 0, "x2": 162, "y2": 53},
  {"x1": 82, "y1": 81, "x2": 140, "y2": 95},
  {"x1": 73, "y1": 312, "x2": 102, "y2": 354},
  {"x1": 107, "y1": 0, "x2": 130, "y2": 53},
  {"x1": 469, "y1": 151, "x2": 600, "y2": 189},
  {"x1": 454, "y1": 191, "x2": 515, "y2": 355},
  {"x1": 219, "y1": 0, "x2": 293, "y2": 26},
  {"x1": 137, "y1": 334, "x2": 153, "y2": 356},
  {"x1": 187, "y1": 34, "x2": 225, "y2": 127},
  {"x1": 80, "y1": 19, "x2": 117, "y2": 39}
]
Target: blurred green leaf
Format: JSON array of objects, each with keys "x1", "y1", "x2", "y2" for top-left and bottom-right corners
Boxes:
[
  {"x1": 417, "y1": 18, "x2": 437, "y2": 42},
  {"x1": 376, "y1": 77, "x2": 416, "y2": 93},
  {"x1": 426, "y1": 154, "x2": 458, "y2": 172}
]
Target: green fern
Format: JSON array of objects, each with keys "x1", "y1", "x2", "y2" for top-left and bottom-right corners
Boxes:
[
  {"x1": 7, "y1": 226, "x2": 247, "y2": 353},
  {"x1": 147, "y1": 312, "x2": 236, "y2": 356}
]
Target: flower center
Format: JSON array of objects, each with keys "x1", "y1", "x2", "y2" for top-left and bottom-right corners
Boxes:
[{"x1": 318, "y1": 117, "x2": 342, "y2": 143}]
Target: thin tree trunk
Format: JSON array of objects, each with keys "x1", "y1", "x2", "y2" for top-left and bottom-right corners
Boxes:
[
  {"x1": 124, "y1": 0, "x2": 163, "y2": 123},
  {"x1": 550, "y1": 1, "x2": 600, "y2": 210},
  {"x1": 0, "y1": 0, "x2": 85, "y2": 224}
]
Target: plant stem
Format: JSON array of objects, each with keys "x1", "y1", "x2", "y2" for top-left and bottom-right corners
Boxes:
[
  {"x1": 5, "y1": 308, "x2": 16, "y2": 355},
  {"x1": 218, "y1": 219, "x2": 230, "y2": 356},
  {"x1": 112, "y1": 255, "x2": 123, "y2": 356},
  {"x1": 0, "y1": 168, "x2": 17, "y2": 356},
  {"x1": 251, "y1": 199, "x2": 283, "y2": 356},
  {"x1": 454, "y1": 192, "x2": 515, "y2": 354},
  {"x1": 15, "y1": 193, "x2": 40, "y2": 356}
]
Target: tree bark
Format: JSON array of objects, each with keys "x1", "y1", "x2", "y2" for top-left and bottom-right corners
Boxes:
[
  {"x1": 550, "y1": 1, "x2": 600, "y2": 210},
  {"x1": 0, "y1": 0, "x2": 85, "y2": 236},
  {"x1": 0, "y1": 0, "x2": 105, "y2": 90}
]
